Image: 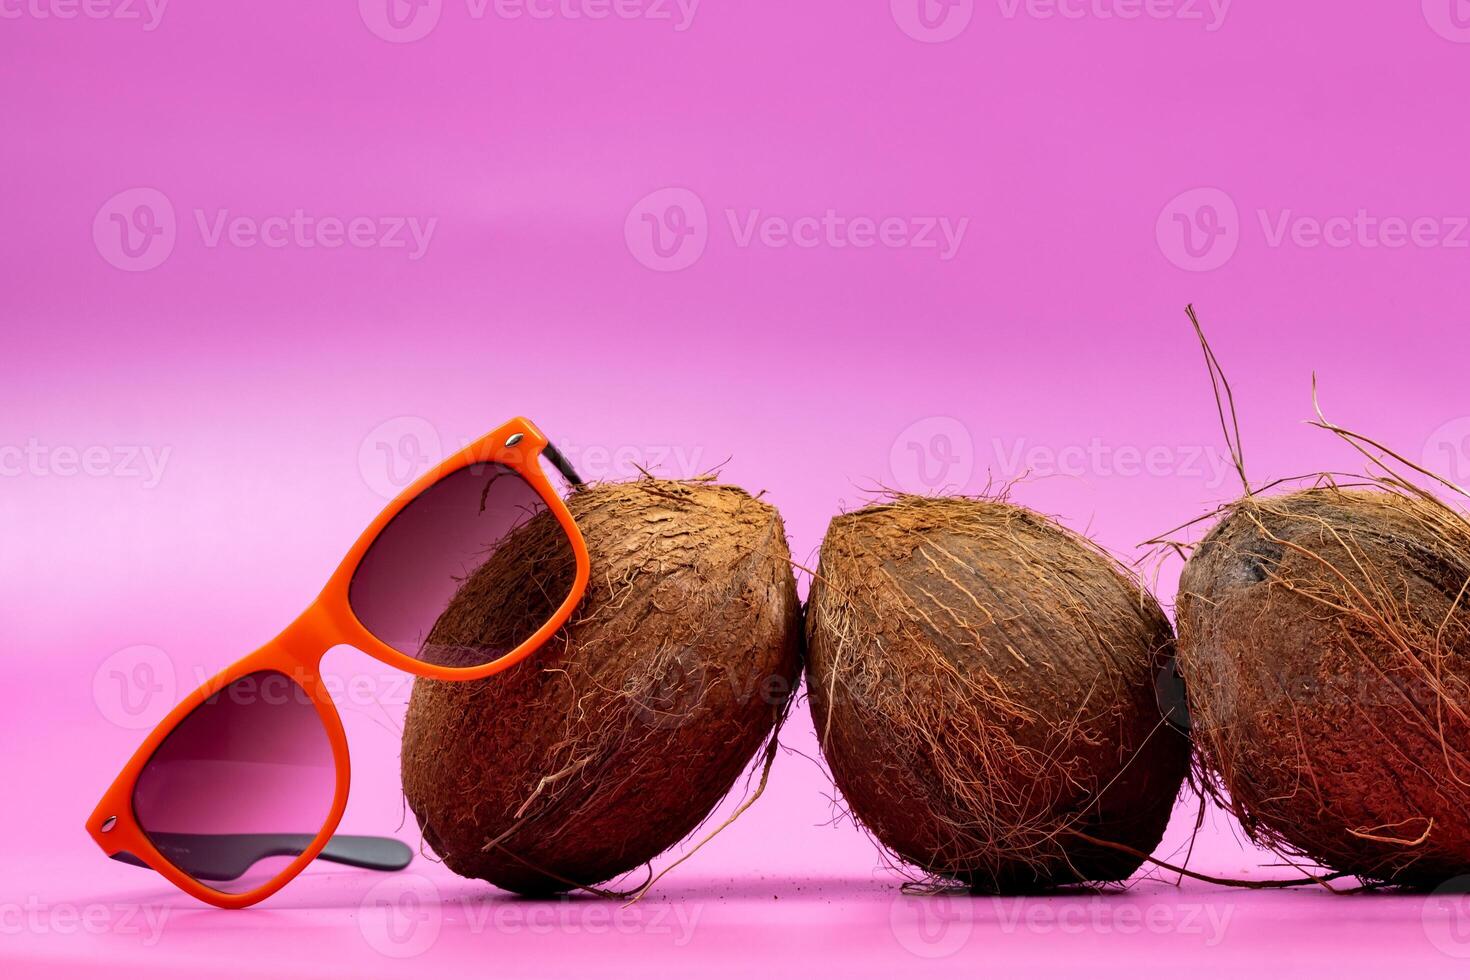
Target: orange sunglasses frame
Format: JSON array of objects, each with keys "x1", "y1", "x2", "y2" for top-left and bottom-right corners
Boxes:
[{"x1": 86, "y1": 417, "x2": 590, "y2": 909}]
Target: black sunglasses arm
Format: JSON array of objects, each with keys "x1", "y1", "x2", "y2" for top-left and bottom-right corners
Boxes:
[
  {"x1": 109, "y1": 834, "x2": 413, "y2": 882},
  {"x1": 543, "y1": 441, "x2": 585, "y2": 489}
]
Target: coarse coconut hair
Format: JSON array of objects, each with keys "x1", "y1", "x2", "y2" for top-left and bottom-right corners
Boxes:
[
  {"x1": 1165, "y1": 303, "x2": 1470, "y2": 887},
  {"x1": 401, "y1": 478, "x2": 803, "y2": 896},
  {"x1": 1177, "y1": 484, "x2": 1470, "y2": 885},
  {"x1": 806, "y1": 494, "x2": 1190, "y2": 892}
]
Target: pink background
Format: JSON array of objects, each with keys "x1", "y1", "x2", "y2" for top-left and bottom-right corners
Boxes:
[{"x1": 5, "y1": 1, "x2": 1470, "y2": 975}]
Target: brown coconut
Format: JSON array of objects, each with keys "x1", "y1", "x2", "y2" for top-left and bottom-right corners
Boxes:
[
  {"x1": 401, "y1": 479, "x2": 802, "y2": 895},
  {"x1": 1177, "y1": 487, "x2": 1470, "y2": 885},
  {"x1": 806, "y1": 495, "x2": 1190, "y2": 892}
]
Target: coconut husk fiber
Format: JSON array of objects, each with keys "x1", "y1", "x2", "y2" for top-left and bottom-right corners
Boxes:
[
  {"x1": 401, "y1": 478, "x2": 802, "y2": 895},
  {"x1": 1177, "y1": 486, "x2": 1470, "y2": 886},
  {"x1": 805, "y1": 495, "x2": 1190, "y2": 893}
]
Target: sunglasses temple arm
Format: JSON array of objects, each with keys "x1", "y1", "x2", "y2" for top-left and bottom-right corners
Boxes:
[
  {"x1": 543, "y1": 441, "x2": 585, "y2": 490},
  {"x1": 108, "y1": 834, "x2": 413, "y2": 876},
  {"x1": 315, "y1": 834, "x2": 414, "y2": 871}
]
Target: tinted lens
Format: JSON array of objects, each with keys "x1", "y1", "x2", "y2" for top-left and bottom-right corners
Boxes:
[
  {"x1": 349, "y1": 463, "x2": 577, "y2": 668},
  {"x1": 132, "y1": 671, "x2": 336, "y2": 894}
]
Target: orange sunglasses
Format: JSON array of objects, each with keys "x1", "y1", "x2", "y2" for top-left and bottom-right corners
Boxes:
[{"x1": 87, "y1": 417, "x2": 590, "y2": 909}]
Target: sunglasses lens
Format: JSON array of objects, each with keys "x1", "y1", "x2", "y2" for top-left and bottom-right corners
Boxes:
[
  {"x1": 132, "y1": 671, "x2": 337, "y2": 894},
  {"x1": 349, "y1": 463, "x2": 578, "y2": 668}
]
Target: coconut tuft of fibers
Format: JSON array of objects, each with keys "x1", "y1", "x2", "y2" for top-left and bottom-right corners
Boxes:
[{"x1": 1166, "y1": 303, "x2": 1470, "y2": 887}]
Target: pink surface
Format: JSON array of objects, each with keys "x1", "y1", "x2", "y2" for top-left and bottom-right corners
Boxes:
[{"x1": 5, "y1": 2, "x2": 1470, "y2": 976}]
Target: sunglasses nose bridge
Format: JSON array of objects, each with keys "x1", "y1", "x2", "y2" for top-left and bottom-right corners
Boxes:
[{"x1": 275, "y1": 603, "x2": 342, "y2": 672}]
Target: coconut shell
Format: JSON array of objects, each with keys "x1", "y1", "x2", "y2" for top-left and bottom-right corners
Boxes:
[
  {"x1": 400, "y1": 479, "x2": 802, "y2": 895},
  {"x1": 806, "y1": 496, "x2": 1189, "y2": 892},
  {"x1": 1177, "y1": 487, "x2": 1470, "y2": 885}
]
